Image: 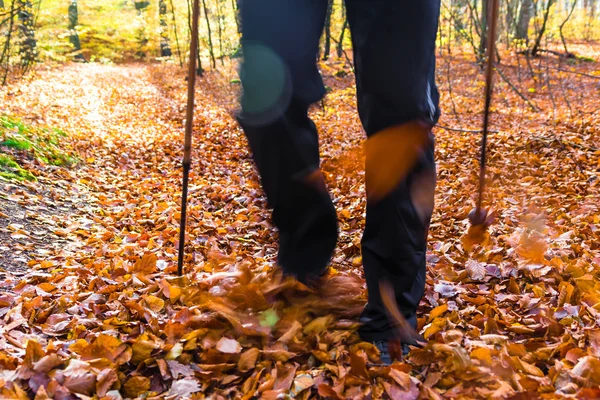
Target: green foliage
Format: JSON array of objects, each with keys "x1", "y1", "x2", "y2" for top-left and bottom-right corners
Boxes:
[
  {"x1": 0, "y1": 154, "x2": 36, "y2": 181},
  {"x1": 0, "y1": 115, "x2": 78, "y2": 181}
]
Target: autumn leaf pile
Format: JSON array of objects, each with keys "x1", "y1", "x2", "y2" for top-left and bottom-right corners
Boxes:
[{"x1": 1, "y1": 47, "x2": 600, "y2": 399}]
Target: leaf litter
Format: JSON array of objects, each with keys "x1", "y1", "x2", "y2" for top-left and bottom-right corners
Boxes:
[{"x1": 0, "y1": 52, "x2": 599, "y2": 399}]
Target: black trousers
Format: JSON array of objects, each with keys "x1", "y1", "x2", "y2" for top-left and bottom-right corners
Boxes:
[{"x1": 238, "y1": 0, "x2": 440, "y2": 342}]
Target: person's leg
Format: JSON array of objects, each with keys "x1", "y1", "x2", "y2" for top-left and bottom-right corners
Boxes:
[
  {"x1": 238, "y1": 0, "x2": 338, "y2": 283},
  {"x1": 344, "y1": 0, "x2": 440, "y2": 343}
]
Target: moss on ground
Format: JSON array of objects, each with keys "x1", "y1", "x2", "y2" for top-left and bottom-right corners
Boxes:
[{"x1": 0, "y1": 116, "x2": 78, "y2": 182}]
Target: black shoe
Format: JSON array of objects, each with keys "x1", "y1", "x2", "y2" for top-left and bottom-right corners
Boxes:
[{"x1": 373, "y1": 340, "x2": 411, "y2": 365}]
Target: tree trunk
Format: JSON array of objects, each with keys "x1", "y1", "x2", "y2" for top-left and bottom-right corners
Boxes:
[
  {"x1": 68, "y1": 0, "x2": 85, "y2": 61},
  {"x1": 0, "y1": 1, "x2": 5, "y2": 9},
  {"x1": 559, "y1": 0, "x2": 577, "y2": 56},
  {"x1": 202, "y1": 0, "x2": 216, "y2": 68},
  {"x1": 159, "y1": 0, "x2": 172, "y2": 57},
  {"x1": 1, "y1": 0, "x2": 16, "y2": 85},
  {"x1": 232, "y1": 0, "x2": 242, "y2": 35},
  {"x1": 187, "y1": 0, "x2": 203, "y2": 75},
  {"x1": 216, "y1": 0, "x2": 224, "y2": 65},
  {"x1": 337, "y1": 1, "x2": 348, "y2": 58},
  {"x1": 17, "y1": 0, "x2": 37, "y2": 73},
  {"x1": 516, "y1": 0, "x2": 533, "y2": 40},
  {"x1": 133, "y1": 0, "x2": 149, "y2": 58},
  {"x1": 322, "y1": 0, "x2": 333, "y2": 60},
  {"x1": 478, "y1": 0, "x2": 488, "y2": 63},
  {"x1": 530, "y1": 0, "x2": 554, "y2": 56},
  {"x1": 169, "y1": 0, "x2": 183, "y2": 66},
  {"x1": 505, "y1": 0, "x2": 518, "y2": 43}
]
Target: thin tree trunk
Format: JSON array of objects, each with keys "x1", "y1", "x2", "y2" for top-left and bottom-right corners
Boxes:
[
  {"x1": 337, "y1": 1, "x2": 348, "y2": 58},
  {"x1": 169, "y1": 0, "x2": 183, "y2": 67},
  {"x1": 202, "y1": 0, "x2": 216, "y2": 68},
  {"x1": 478, "y1": 0, "x2": 488, "y2": 63},
  {"x1": 530, "y1": 0, "x2": 555, "y2": 56},
  {"x1": 159, "y1": 0, "x2": 172, "y2": 57},
  {"x1": 187, "y1": 0, "x2": 203, "y2": 75},
  {"x1": 68, "y1": 0, "x2": 85, "y2": 61},
  {"x1": 133, "y1": 1, "x2": 149, "y2": 58},
  {"x1": 1, "y1": 0, "x2": 16, "y2": 85},
  {"x1": 0, "y1": 1, "x2": 5, "y2": 9},
  {"x1": 232, "y1": 0, "x2": 242, "y2": 34},
  {"x1": 559, "y1": 0, "x2": 577, "y2": 57},
  {"x1": 322, "y1": 0, "x2": 333, "y2": 60},
  {"x1": 216, "y1": 0, "x2": 224, "y2": 65}
]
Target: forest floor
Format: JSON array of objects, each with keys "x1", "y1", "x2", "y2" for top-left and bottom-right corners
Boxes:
[{"x1": 1, "y1": 47, "x2": 600, "y2": 399}]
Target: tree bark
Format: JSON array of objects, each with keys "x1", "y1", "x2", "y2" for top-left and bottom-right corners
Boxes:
[
  {"x1": 133, "y1": 0, "x2": 149, "y2": 58},
  {"x1": 202, "y1": 0, "x2": 216, "y2": 68},
  {"x1": 322, "y1": 0, "x2": 333, "y2": 60},
  {"x1": 530, "y1": 0, "x2": 554, "y2": 56},
  {"x1": 337, "y1": 1, "x2": 348, "y2": 58},
  {"x1": 17, "y1": 0, "x2": 37, "y2": 72},
  {"x1": 68, "y1": 0, "x2": 85, "y2": 61},
  {"x1": 159, "y1": 0, "x2": 172, "y2": 57},
  {"x1": 216, "y1": 0, "x2": 224, "y2": 64},
  {"x1": 232, "y1": 0, "x2": 242, "y2": 35},
  {"x1": 478, "y1": 0, "x2": 488, "y2": 63},
  {"x1": 559, "y1": 0, "x2": 577, "y2": 57},
  {"x1": 516, "y1": 0, "x2": 533, "y2": 41},
  {"x1": 1, "y1": 0, "x2": 16, "y2": 85},
  {"x1": 186, "y1": 0, "x2": 203, "y2": 75},
  {"x1": 169, "y1": 0, "x2": 183, "y2": 66}
]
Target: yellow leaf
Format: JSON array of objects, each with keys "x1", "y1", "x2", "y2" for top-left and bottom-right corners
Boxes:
[
  {"x1": 142, "y1": 295, "x2": 165, "y2": 312},
  {"x1": 470, "y1": 347, "x2": 492, "y2": 366},
  {"x1": 428, "y1": 303, "x2": 448, "y2": 322},
  {"x1": 423, "y1": 317, "x2": 446, "y2": 339}
]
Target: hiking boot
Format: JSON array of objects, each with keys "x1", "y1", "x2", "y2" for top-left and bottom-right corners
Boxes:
[{"x1": 373, "y1": 339, "x2": 411, "y2": 365}]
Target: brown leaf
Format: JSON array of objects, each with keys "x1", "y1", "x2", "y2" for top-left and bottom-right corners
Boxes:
[
  {"x1": 278, "y1": 320, "x2": 302, "y2": 343},
  {"x1": 349, "y1": 349, "x2": 369, "y2": 379},
  {"x1": 131, "y1": 338, "x2": 157, "y2": 365},
  {"x1": 32, "y1": 354, "x2": 63, "y2": 373},
  {"x1": 238, "y1": 348, "x2": 260, "y2": 372},
  {"x1": 273, "y1": 362, "x2": 298, "y2": 391},
  {"x1": 96, "y1": 368, "x2": 118, "y2": 397},
  {"x1": 389, "y1": 369, "x2": 411, "y2": 390},
  {"x1": 571, "y1": 356, "x2": 600, "y2": 385},
  {"x1": 588, "y1": 330, "x2": 600, "y2": 358},
  {"x1": 24, "y1": 340, "x2": 44, "y2": 368},
  {"x1": 123, "y1": 376, "x2": 150, "y2": 398},
  {"x1": 131, "y1": 253, "x2": 157, "y2": 274},
  {"x1": 142, "y1": 295, "x2": 165, "y2": 312},
  {"x1": 364, "y1": 121, "x2": 430, "y2": 201},
  {"x1": 167, "y1": 360, "x2": 194, "y2": 379},
  {"x1": 317, "y1": 384, "x2": 343, "y2": 400},
  {"x1": 290, "y1": 373, "x2": 314, "y2": 396},
  {"x1": 303, "y1": 316, "x2": 333, "y2": 336},
  {"x1": 63, "y1": 372, "x2": 96, "y2": 396}
]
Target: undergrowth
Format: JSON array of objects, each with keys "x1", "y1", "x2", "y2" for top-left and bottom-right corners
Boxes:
[{"x1": 0, "y1": 116, "x2": 78, "y2": 181}]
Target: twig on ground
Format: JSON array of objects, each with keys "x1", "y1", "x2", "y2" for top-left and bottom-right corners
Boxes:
[{"x1": 496, "y1": 66, "x2": 541, "y2": 112}]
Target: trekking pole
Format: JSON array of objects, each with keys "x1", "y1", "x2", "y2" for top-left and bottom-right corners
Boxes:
[
  {"x1": 177, "y1": 0, "x2": 201, "y2": 276},
  {"x1": 470, "y1": 0, "x2": 499, "y2": 227}
]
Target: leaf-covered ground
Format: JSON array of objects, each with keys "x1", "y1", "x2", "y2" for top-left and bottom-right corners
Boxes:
[{"x1": 1, "y1": 48, "x2": 600, "y2": 399}]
